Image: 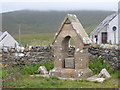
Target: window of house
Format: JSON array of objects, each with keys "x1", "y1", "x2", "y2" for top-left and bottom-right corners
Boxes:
[
  {"x1": 101, "y1": 32, "x2": 107, "y2": 44},
  {"x1": 112, "y1": 26, "x2": 117, "y2": 31}
]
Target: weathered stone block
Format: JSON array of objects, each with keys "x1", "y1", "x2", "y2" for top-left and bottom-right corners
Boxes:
[
  {"x1": 98, "y1": 68, "x2": 111, "y2": 79},
  {"x1": 37, "y1": 66, "x2": 48, "y2": 75},
  {"x1": 87, "y1": 75, "x2": 106, "y2": 83}
]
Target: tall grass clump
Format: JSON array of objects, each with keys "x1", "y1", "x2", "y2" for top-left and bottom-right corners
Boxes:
[
  {"x1": 89, "y1": 57, "x2": 115, "y2": 75},
  {"x1": 20, "y1": 61, "x2": 54, "y2": 75},
  {"x1": 2, "y1": 61, "x2": 54, "y2": 80},
  {"x1": 1, "y1": 68, "x2": 8, "y2": 79}
]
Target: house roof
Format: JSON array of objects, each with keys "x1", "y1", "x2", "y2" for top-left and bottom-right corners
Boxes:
[
  {"x1": 90, "y1": 13, "x2": 117, "y2": 35},
  {"x1": 52, "y1": 14, "x2": 92, "y2": 45},
  {"x1": 0, "y1": 31, "x2": 3, "y2": 36}
]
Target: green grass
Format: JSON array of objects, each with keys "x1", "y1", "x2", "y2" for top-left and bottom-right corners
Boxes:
[
  {"x1": 2, "y1": 59, "x2": 120, "y2": 88},
  {"x1": 20, "y1": 61, "x2": 54, "y2": 75},
  {"x1": 13, "y1": 33, "x2": 54, "y2": 46},
  {"x1": 89, "y1": 58, "x2": 115, "y2": 75},
  {"x1": 2, "y1": 73, "x2": 119, "y2": 88},
  {"x1": 1, "y1": 61, "x2": 54, "y2": 79}
]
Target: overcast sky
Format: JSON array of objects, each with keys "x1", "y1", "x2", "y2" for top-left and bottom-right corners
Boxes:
[{"x1": 0, "y1": 0, "x2": 119, "y2": 13}]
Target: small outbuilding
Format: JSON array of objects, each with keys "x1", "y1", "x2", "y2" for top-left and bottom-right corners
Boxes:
[
  {"x1": 90, "y1": 13, "x2": 118, "y2": 44},
  {"x1": 0, "y1": 31, "x2": 19, "y2": 48},
  {"x1": 51, "y1": 14, "x2": 92, "y2": 79}
]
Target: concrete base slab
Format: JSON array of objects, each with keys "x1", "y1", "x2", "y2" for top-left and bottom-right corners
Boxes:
[{"x1": 50, "y1": 68, "x2": 92, "y2": 78}]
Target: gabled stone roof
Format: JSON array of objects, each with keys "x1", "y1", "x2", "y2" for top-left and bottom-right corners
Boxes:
[
  {"x1": 52, "y1": 14, "x2": 92, "y2": 45},
  {"x1": 90, "y1": 13, "x2": 117, "y2": 35}
]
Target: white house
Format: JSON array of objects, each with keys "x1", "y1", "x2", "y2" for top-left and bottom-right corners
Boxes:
[
  {"x1": 90, "y1": 13, "x2": 119, "y2": 45},
  {"x1": 0, "y1": 31, "x2": 19, "y2": 48}
]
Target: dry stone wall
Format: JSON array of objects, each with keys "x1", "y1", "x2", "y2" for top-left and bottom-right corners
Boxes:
[
  {"x1": 1, "y1": 45, "x2": 119, "y2": 70},
  {"x1": 1, "y1": 45, "x2": 53, "y2": 66},
  {"x1": 88, "y1": 46, "x2": 120, "y2": 70}
]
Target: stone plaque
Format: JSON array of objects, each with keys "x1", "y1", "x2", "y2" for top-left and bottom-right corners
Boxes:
[{"x1": 64, "y1": 57, "x2": 75, "y2": 69}]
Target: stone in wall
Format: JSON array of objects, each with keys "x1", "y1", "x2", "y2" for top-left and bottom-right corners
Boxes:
[
  {"x1": 1, "y1": 45, "x2": 53, "y2": 66},
  {"x1": 88, "y1": 46, "x2": 119, "y2": 70}
]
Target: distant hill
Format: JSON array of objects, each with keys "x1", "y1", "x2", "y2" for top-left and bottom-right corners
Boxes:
[{"x1": 2, "y1": 10, "x2": 115, "y2": 35}]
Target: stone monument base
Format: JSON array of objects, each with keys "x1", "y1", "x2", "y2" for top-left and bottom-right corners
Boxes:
[{"x1": 50, "y1": 68, "x2": 92, "y2": 78}]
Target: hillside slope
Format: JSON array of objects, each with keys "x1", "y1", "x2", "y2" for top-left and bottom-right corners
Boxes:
[{"x1": 2, "y1": 10, "x2": 115, "y2": 34}]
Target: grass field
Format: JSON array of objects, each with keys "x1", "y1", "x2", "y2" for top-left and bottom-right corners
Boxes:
[
  {"x1": 3, "y1": 61, "x2": 120, "y2": 88},
  {"x1": 13, "y1": 33, "x2": 54, "y2": 46},
  {"x1": 2, "y1": 60, "x2": 120, "y2": 88},
  {"x1": 3, "y1": 10, "x2": 114, "y2": 34},
  {"x1": 3, "y1": 73, "x2": 119, "y2": 88}
]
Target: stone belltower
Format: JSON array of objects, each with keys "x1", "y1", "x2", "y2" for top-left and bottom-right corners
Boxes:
[{"x1": 51, "y1": 14, "x2": 92, "y2": 78}]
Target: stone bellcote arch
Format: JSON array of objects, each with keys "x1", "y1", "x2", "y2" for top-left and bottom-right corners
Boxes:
[{"x1": 51, "y1": 14, "x2": 92, "y2": 78}]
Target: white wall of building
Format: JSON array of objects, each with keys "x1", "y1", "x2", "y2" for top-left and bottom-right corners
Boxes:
[
  {"x1": 118, "y1": 13, "x2": 120, "y2": 44},
  {"x1": 107, "y1": 15, "x2": 118, "y2": 44},
  {"x1": 0, "y1": 31, "x2": 19, "y2": 48}
]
